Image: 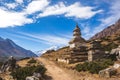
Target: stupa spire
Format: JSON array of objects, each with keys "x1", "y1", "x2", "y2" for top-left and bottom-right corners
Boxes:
[
  {"x1": 73, "y1": 24, "x2": 81, "y2": 36},
  {"x1": 69, "y1": 24, "x2": 85, "y2": 48}
]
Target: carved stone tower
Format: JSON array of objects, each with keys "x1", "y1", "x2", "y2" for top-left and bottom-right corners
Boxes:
[{"x1": 69, "y1": 24, "x2": 85, "y2": 48}]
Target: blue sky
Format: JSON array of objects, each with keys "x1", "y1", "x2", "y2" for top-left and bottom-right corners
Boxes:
[{"x1": 0, "y1": 0, "x2": 120, "y2": 51}]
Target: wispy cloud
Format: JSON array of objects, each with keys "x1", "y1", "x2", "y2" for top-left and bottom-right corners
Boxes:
[
  {"x1": 80, "y1": 0, "x2": 120, "y2": 39},
  {"x1": 11, "y1": 32, "x2": 70, "y2": 46},
  {"x1": 94, "y1": 0, "x2": 120, "y2": 35},
  {"x1": 19, "y1": 32, "x2": 70, "y2": 46}
]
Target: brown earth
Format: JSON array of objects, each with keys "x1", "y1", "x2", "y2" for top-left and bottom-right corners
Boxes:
[
  {"x1": 1, "y1": 57, "x2": 120, "y2": 80},
  {"x1": 37, "y1": 57, "x2": 74, "y2": 80},
  {"x1": 37, "y1": 57, "x2": 120, "y2": 80}
]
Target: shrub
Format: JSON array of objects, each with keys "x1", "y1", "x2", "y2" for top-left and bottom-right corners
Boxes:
[
  {"x1": 28, "y1": 58, "x2": 37, "y2": 63},
  {"x1": 11, "y1": 65, "x2": 47, "y2": 80},
  {"x1": 46, "y1": 49, "x2": 55, "y2": 53},
  {"x1": 103, "y1": 42, "x2": 118, "y2": 51},
  {"x1": 0, "y1": 62, "x2": 3, "y2": 68},
  {"x1": 20, "y1": 57, "x2": 30, "y2": 60},
  {"x1": 115, "y1": 37, "x2": 120, "y2": 40},
  {"x1": 108, "y1": 54, "x2": 117, "y2": 61},
  {"x1": 101, "y1": 37, "x2": 110, "y2": 41},
  {"x1": 75, "y1": 59, "x2": 114, "y2": 74}
]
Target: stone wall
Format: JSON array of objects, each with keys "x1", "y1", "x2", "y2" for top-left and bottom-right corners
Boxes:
[
  {"x1": 88, "y1": 50, "x2": 105, "y2": 62},
  {"x1": 57, "y1": 58, "x2": 70, "y2": 64}
]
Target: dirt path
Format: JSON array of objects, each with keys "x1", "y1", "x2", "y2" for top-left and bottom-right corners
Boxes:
[{"x1": 37, "y1": 58, "x2": 74, "y2": 80}]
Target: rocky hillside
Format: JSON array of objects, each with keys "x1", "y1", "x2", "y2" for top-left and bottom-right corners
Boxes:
[
  {"x1": 0, "y1": 37, "x2": 37, "y2": 61},
  {"x1": 91, "y1": 19, "x2": 120, "y2": 40}
]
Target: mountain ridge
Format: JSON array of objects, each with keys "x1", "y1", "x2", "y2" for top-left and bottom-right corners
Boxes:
[
  {"x1": 0, "y1": 37, "x2": 37, "y2": 61},
  {"x1": 91, "y1": 19, "x2": 120, "y2": 40}
]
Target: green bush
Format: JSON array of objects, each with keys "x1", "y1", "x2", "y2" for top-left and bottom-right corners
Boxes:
[
  {"x1": 46, "y1": 49, "x2": 55, "y2": 53},
  {"x1": 11, "y1": 65, "x2": 47, "y2": 80},
  {"x1": 0, "y1": 62, "x2": 3, "y2": 68},
  {"x1": 75, "y1": 59, "x2": 114, "y2": 74},
  {"x1": 108, "y1": 54, "x2": 117, "y2": 61},
  {"x1": 103, "y1": 42, "x2": 118, "y2": 51},
  {"x1": 115, "y1": 37, "x2": 120, "y2": 40},
  {"x1": 28, "y1": 58, "x2": 37, "y2": 63},
  {"x1": 20, "y1": 57, "x2": 30, "y2": 60},
  {"x1": 101, "y1": 37, "x2": 110, "y2": 41}
]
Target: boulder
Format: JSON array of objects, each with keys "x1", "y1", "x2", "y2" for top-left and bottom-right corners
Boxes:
[
  {"x1": 99, "y1": 68, "x2": 117, "y2": 78},
  {"x1": 0, "y1": 56, "x2": 17, "y2": 73},
  {"x1": 26, "y1": 73, "x2": 42, "y2": 80},
  {"x1": 113, "y1": 63, "x2": 120, "y2": 69},
  {"x1": 33, "y1": 73, "x2": 42, "y2": 78},
  {"x1": 110, "y1": 46, "x2": 120, "y2": 60},
  {"x1": 26, "y1": 76, "x2": 39, "y2": 80}
]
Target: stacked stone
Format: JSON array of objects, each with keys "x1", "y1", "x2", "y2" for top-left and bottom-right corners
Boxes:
[{"x1": 69, "y1": 24, "x2": 85, "y2": 48}]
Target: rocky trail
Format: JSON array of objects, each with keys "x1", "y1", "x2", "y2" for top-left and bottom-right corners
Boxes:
[{"x1": 37, "y1": 58, "x2": 74, "y2": 80}]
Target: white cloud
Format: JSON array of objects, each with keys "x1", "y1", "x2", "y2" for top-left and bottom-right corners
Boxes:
[
  {"x1": 0, "y1": 8, "x2": 33, "y2": 28},
  {"x1": 0, "y1": 0, "x2": 50, "y2": 28},
  {"x1": 0, "y1": 0, "x2": 103, "y2": 28},
  {"x1": 39, "y1": 2, "x2": 103, "y2": 19},
  {"x1": 25, "y1": 0, "x2": 50, "y2": 14}
]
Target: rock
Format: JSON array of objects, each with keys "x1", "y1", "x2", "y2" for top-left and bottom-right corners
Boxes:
[
  {"x1": 110, "y1": 46, "x2": 120, "y2": 60},
  {"x1": 0, "y1": 56, "x2": 17, "y2": 73},
  {"x1": 26, "y1": 76, "x2": 39, "y2": 80},
  {"x1": 33, "y1": 73, "x2": 42, "y2": 78},
  {"x1": 26, "y1": 73, "x2": 42, "y2": 80},
  {"x1": 99, "y1": 68, "x2": 117, "y2": 78},
  {"x1": 113, "y1": 63, "x2": 120, "y2": 69}
]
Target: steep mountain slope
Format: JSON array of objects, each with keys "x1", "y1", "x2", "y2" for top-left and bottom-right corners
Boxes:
[
  {"x1": 91, "y1": 19, "x2": 120, "y2": 40},
  {"x1": 0, "y1": 37, "x2": 37, "y2": 61}
]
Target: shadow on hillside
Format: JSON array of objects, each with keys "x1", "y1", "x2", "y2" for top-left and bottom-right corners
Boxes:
[{"x1": 44, "y1": 75, "x2": 53, "y2": 80}]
